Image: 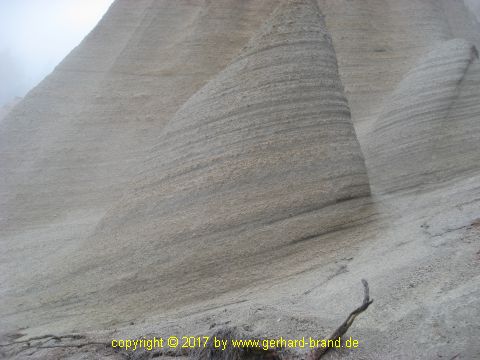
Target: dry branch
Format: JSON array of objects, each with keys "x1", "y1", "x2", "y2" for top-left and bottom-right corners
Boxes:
[
  {"x1": 307, "y1": 279, "x2": 373, "y2": 360},
  {"x1": 2, "y1": 281, "x2": 373, "y2": 360}
]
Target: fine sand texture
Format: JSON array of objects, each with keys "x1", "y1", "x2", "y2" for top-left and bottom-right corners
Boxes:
[{"x1": 1, "y1": 0, "x2": 480, "y2": 359}]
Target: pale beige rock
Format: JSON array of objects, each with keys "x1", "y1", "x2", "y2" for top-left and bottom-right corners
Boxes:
[
  {"x1": 1, "y1": 0, "x2": 480, "y2": 359},
  {"x1": 66, "y1": 0, "x2": 371, "y2": 318},
  {"x1": 365, "y1": 39, "x2": 480, "y2": 193},
  {"x1": 318, "y1": 0, "x2": 480, "y2": 136}
]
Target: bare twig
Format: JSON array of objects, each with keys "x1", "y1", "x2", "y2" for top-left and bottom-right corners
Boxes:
[
  {"x1": 307, "y1": 279, "x2": 373, "y2": 360},
  {"x1": 3, "y1": 281, "x2": 373, "y2": 360}
]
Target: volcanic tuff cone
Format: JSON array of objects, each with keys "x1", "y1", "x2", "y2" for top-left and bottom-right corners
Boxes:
[
  {"x1": 2, "y1": 1, "x2": 480, "y2": 358},
  {"x1": 60, "y1": 0, "x2": 372, "y2": 319},
  {"x1": 365, "y1": 39, "x2": 480, "y2": 193},
  {"x1": 1, "y1": 0, "x2": 280, "y2": 333}
]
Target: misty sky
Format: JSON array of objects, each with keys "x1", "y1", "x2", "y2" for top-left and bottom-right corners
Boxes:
[{"x1": 0, "y1": 0, "x2": 113, "y2": 106}]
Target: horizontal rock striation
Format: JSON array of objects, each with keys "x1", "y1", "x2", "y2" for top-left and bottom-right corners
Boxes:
[
  {"x1": 365, "y1": 39, "x2": 480, "y2": 193},
  {"x1": 317, "y1": 0, "x2": 480, "y2": 139},
  {"x1": 0, "y1": 0, "x2": 279, "y2": 331},
  {"x1": 67, "y1": 0, "x2": 372, "y2": 313},
  {"x1": 0, "y1": 0, "x2": 278, "y2": 231},
  {"x1": 1, "y1": 1, "x2": 480, "y2": 356}
]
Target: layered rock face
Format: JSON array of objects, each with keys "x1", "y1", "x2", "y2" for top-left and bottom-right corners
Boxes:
[
  {"x1": 365, "y1": 39, "x2": 480, "y2": 193},
  {"x1": 1, "y1": 0, "x2": 374, "y2": 331},
  {"x1": 75, "y1": 0, "x2": 371, "y2": 311},
  {"x1": 0, "y1": 0, "x2": 279, "y2": 328},
  {"x1": 1, "y1": 0, "x2": 480, "y2": 358},
  {"x1": 319, "y1": 0, "x2": 480, "y2": 131},
  {"x1": 0, "y1": 0, "x2": 279, "y2": 231}
]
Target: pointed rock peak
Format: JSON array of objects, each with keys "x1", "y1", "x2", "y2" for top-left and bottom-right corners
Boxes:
[
  {"x1": 369, "y1": 39, "x2": 476, "y2": 139},
  {"x1": 366, "y1": 38, "x2": 480, "y2": 193},
  {"x1": 161, "y1": 0, "x2": 343, "y2": 137},
  {"x1": 237, "y1": 0, "x2": 331, "y2": 59},
  {"x1": 126, "y1": 0, "x2": 370, "y2": 220},
  {"x1": 384, "y1": 39, "x2": 476, "y2": 98},
  {"x1": 84, "y1": 0, "x2": 372, "y2": 313}
]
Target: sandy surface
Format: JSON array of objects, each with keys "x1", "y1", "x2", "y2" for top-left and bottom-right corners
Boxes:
[{"x1": 1, "y1": 0, "x2": 480, "y2": 359}]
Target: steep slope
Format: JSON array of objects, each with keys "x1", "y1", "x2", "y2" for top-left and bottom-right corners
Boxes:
[
  {"x1": 317, "y1": 0, "x2": 480, "y2": 138},
  {"x1": 364, "y1": 39, "x2": 480, "y2": 193},
  {"x1": 98, "y1": 0, "x2": 372, "y2": 284},
  {"x1": 0, "y1": 0, "x2": 279, "y2": 333},
  {"x1": 0, "y1": 0, "x2": 278, "y2": 230},
  {"x1": 4, "y1": 0, "x2": 372, "y2": 330},
  {"x1": 2, "y1": 1, "x2": 480, "y2": 359}
]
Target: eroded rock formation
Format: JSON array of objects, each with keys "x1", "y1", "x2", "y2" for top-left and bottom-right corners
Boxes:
[{"x1": 1, "y1": 0, "x2": 480, "y2": 359}]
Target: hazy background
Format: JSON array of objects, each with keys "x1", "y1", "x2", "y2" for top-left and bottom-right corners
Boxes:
[{"x1": 0, "y1": 0, "x2": 113, "y2": 107}]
